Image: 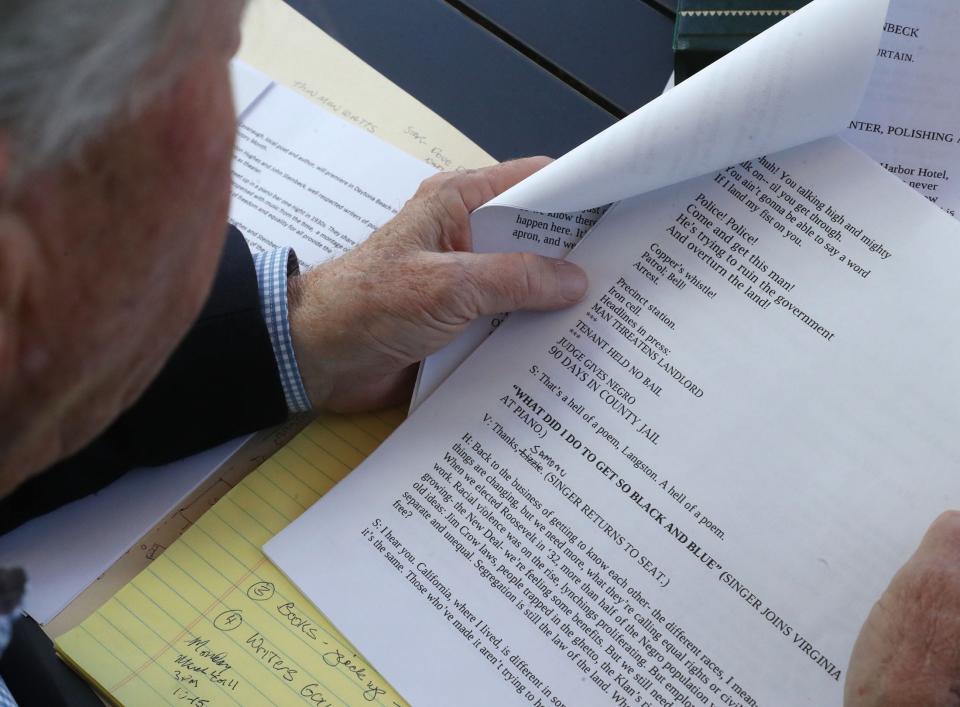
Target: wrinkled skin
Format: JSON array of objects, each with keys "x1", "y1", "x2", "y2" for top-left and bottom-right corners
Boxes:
[
  {"x1": 846, "y1": 511, "x2": 960, "y2": 706},
  {"x1": 289, "y1": 158, "x2": 587, "y2": 411}
]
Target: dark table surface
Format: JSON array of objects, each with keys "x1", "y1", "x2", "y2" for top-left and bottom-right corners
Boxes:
[
  {"x1": 286, "y1": 0, "x2": 675, "y2": 160},
  {"x1": 453, "y1": 0, "x2": 674, "y2": 115}
]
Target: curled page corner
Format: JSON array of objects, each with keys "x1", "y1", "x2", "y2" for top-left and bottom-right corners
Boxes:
[
  {"x1": 484, "y1": 0, "x2": 890, "y2": 216},
  {"x1": 413, "y1": 0, "x2": 890, "y2": 411}
]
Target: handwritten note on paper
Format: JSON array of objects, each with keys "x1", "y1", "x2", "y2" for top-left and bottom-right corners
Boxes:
[
  {"x1": 55, "y1": 411, "x2": 410, "y2": 707},
  {"x1": 238, "y1": 0, "x2": 495, "y2": 172}
]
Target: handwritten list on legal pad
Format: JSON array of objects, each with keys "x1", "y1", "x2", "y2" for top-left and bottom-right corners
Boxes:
[{"x1": 55, "y1": 411, "x2": 409, "y2": 707}]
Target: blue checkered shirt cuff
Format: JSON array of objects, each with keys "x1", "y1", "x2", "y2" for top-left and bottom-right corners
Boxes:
[
  {"x1": 252, "y1": 248, "x2": 312, "y2": 413},
  {"x1": 0, "y1": 677, "x2": 15, "y2": 707},
  {"x1": 0, "y1": 603, "x2": 20, "y2": 707}
]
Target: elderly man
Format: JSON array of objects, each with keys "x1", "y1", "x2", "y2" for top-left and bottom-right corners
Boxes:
[{"x1": 0, "y1": 1, "x2": 955, "y2": 705}]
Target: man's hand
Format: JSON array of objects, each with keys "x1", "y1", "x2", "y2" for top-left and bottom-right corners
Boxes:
[
  {"x1": 288, "y1": 157, "x2": 588, "y2": 412},
  {"x1": 846, "y1": 511, "x2": 960, "y2": 706}
]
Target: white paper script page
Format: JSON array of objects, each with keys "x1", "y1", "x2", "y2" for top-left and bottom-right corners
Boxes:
[
  {"x1": 229, "y1": 84, "x2": 435, "y2": 267},
  {"x1": 266, "y1": 137, "x2": 960, "y2": 706}
]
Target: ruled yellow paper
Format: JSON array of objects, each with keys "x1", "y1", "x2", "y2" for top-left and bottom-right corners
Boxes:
[{"x1": 56, "y1": 411, "x2": 409, "y2": 707}]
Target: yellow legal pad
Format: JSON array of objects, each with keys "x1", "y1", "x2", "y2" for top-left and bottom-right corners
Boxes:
[{"x1": 56, "y1": 411, "x2": 409, "y2": 707}]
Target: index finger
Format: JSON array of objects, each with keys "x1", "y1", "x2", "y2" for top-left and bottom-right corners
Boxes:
[{"x1": 456, "y1": 156, "x2": 553, "y2": 213}]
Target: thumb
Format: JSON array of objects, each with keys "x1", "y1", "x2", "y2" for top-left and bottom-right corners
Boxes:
[{"x1": 456, "y1": 251, "x2": 588, "y2": 316}]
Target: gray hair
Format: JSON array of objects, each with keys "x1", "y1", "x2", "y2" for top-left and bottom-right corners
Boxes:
[{"x1": 0, "y1": 1, "x2": 198, "y2": 176}]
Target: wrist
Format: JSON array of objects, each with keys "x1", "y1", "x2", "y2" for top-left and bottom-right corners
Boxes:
[
  {"x1": 287, "y1": 269, "x2": 332, "y2": 410},
  {"x1": 252, "y1": 247, "x2": 312, "y2": 412}
]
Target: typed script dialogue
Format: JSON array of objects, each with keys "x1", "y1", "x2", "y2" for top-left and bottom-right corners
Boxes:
[
  {"x1": 846, "y1": 0, "x2": 960, "y2": 217},
  {"x1": 412, "y1": 0, "x2": 893, "y2": 408},
  {"x1": 267, "y1": 138, "x2": 960, "y2": 707},
  {"x1": 229, "y1": 84, "x2": 434, "y2": 267}
]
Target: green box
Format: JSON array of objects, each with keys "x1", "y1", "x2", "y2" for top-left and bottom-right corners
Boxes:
[{"x1": 673, "y1": 0, "x2": 812, "y2": 83}]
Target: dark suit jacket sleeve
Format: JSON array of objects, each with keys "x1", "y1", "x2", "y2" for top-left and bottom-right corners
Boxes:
[{"x1": 0, "y1": 226, "x2": 289, "y2": 534}]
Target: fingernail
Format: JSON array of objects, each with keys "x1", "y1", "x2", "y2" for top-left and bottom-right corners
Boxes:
[{"x1": 556, "y1": 261, "x2": 588, "y2": 302}]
